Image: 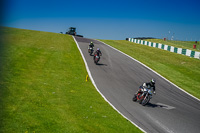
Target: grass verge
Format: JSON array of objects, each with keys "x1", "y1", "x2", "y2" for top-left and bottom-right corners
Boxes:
[
  {"x1": 99, "y1": 40, "x2": 200, "y2": 99},
  {"x1": 0, "y1": 27, "x2": 142, "y2": 133},
  {"x1": 144, "y1": 39, "x2": 200, "y2": 52}
]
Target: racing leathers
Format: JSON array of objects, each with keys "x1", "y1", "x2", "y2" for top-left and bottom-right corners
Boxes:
[
  {"x1": 137, "y1": 82, "x2": 156, "y2": 94},
  {"x1": 88, "y1": 42, "x2": 94, "y2": 49},
  {"x1": 93, "y1": 50, "x2": 102, "y2": 60}
]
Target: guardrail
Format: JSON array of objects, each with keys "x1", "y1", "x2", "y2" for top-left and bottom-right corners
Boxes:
[{"x1": 128, "y1": 38, "x2": 200, "y2": 59}]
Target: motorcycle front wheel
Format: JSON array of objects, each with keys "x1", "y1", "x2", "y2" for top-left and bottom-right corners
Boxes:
[{"x1": 141, "y1": 95, "x2": 150, "y2": 106}]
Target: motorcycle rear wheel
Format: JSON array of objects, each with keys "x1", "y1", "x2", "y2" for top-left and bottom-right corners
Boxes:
[
  {"x1": 138, "y1": 94, "x2": 144, "y2": 104},
  {"x1": 132, "y1": 94, "x2": 137, "y2": 101},
  {"x1": 94, "y1": 58, "x2": 99, "y2": 65},
  {"x1": 94, "y1": 60, "x2": 98, "y2": 65}
]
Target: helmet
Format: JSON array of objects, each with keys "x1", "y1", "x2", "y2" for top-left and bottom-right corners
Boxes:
[
  {"x1": 91, "y1": 41, "x2": 93, "y2": 44},
  {"x1": 151, "y1": 79, "x2": 156, "y2": 84},
  {"x1": 97, "y1": 48, "x2": 100, "y2": 51}
]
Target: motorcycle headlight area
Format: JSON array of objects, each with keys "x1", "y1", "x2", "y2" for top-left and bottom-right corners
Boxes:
[{"x1": 148, "y1": 89, "x2": 152, "y2": 95}]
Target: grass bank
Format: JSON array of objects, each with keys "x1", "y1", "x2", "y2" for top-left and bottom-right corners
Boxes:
[
  {"x1": 0, "y1": 27, "x2": 142, "y2": 133},
  {"x1": 100, "y1": 40, "x2": 200, "y2": 99},
  {"x1": 144, "y1": 39, "x2": 200, "y2": 52}
]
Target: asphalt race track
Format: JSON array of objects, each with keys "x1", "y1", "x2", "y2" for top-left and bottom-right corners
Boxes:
[{"x1": 74, "y1": 36, "x2": 200, "y2": 133}]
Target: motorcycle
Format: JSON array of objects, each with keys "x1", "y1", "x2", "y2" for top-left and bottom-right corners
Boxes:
[
  {"x1": 94, "y1": 54, "x2": 100, "y2": 65},
  {"x1": 88, "y1": 47, "x2": 94, "y2": 56},
  {"x1": 133, "y1": 86, "x2": 153, "y2": 106}
]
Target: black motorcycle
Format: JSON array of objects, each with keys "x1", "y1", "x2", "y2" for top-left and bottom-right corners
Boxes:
[{"x1": 88, "y1": 47, "x2": 94, "y2": 56}]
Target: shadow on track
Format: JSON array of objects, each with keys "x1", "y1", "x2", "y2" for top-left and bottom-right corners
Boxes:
[
  {"x1": 145, "y1": 103, "x2": 167, "y2": 108},
  {"x1": 96, "y1": 63, "x2": 107, "y2": 66}
]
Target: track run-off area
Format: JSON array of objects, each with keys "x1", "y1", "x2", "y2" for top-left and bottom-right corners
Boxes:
[{"x1": 74, "y1": 36, "x2": 200, "y2": 133}]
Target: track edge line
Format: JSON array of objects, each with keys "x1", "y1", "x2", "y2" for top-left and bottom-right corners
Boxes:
[
  {"x1": 73, "y1": 36, "x2": 146, "y2": 133},
  {"x1": 97, "y1": 39, "x2": 200, "y2": 102}
]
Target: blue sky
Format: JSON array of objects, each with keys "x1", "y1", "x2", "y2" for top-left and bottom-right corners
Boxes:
[{"x1": 2, "y1": 0, "x2": 200, "y2": 40}]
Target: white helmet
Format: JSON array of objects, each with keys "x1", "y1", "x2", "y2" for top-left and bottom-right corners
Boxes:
[{"x1": 151, "y1": 79, "x2": 156, "y2": 84}]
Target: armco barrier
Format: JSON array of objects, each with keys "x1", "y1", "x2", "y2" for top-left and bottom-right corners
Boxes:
[{"x1": 128, "y1": 38, "x2": 200, "y2": 59}]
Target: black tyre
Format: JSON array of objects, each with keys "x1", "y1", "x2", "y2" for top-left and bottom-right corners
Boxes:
[
  {"x1": 139, "y1": 99, "x2": 143, "y2": 104},
  {"x1": 141, "y1": 96, "x2": 150, "y2": 106},
  {"x1": 95, "y1": 58, "x2": 99, "y2": 65},
  {"x1": 95, "y1": 60, "x2": 98, "y2": 65},
  {"x1": 132, "y1": 94, "x2": 137, "y2": 101},
  {"x1": 138, "y1": 94, "x2": 143, "y2": 104},
  {"x1": 94, "y1": 60, "x2": 97, "y2": 64}
]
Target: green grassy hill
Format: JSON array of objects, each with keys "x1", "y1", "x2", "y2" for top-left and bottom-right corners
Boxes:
[
  {"x1": 100, "y1": 39, "x2": 200, "y2": 99},
  {"x1": 0, "y1": 27, "x2": 142, "y2": 133}
]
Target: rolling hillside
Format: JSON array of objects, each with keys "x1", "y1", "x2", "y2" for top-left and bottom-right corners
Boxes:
[{"x1": 0, "y1": 27, "x2": 141, "y2": 133}]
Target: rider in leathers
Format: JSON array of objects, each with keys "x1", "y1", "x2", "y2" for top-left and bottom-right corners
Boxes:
[
  {"x1": 137, "y1": 79, "x2": 156, "y2": 94},
  {"x1": 93, "y1": 48, "x2": 102, "y2": 60},
  {"x1": 88, "y1": 42, "x2": 94, "y2": 49}
]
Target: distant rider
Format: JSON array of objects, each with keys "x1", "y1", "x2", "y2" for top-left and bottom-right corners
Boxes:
[
  {"x1": 94, "y1": 48, "x2": 102, "y2": 60},
  {"x1": 88, "y1": 41, "x2": 94, "y2": 49},
  {"x1": 136, "y1": 79, "x2": 156, "y2": 94}
]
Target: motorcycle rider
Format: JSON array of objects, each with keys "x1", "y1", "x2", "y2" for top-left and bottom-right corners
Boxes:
[
  {"x1": 93, "y1": 48, "x2": 102, "y2": 60},
  {"x1": 88, "y1": 42, "x2": 94, "y2": 54},
  {"x1": 136, "y1": 79, "x2": 156, "y2": 94},
  {"x1": 88, "y1": 41, "x2": 94, "y2": 49}
]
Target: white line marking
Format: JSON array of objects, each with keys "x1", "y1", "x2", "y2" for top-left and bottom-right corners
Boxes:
[
  {"x1": 146, "y1": 113, "x2": 175, "y2": 133},
  {"x1": 156, "y1": 121, "x2": 174, "y2": 133},
  {"x1": 73, "y1": 36, "x2": 147, "y2": 133}
]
